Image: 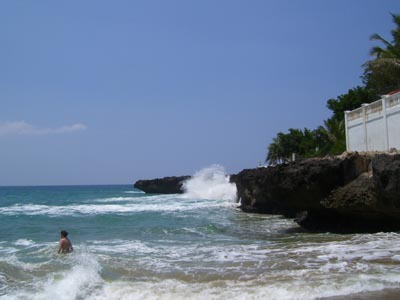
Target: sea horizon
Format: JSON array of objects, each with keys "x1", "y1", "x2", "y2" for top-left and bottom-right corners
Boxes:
[{"x1": 0, "y1": 183, "x2": 133, "y2": 188}]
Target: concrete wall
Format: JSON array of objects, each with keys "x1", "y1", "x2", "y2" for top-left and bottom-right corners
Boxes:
[{"x1": 345, "y1": 92, "x2": 400, "y2": 152}]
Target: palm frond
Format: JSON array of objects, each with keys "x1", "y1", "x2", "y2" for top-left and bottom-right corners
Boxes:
[{"x1": 370, "y1": 33, "x2": 392, "y2": 48}]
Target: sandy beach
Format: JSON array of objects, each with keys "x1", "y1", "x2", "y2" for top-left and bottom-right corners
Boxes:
[{"x1": 320, "y1": 289, "x2": 400, "y2": 300}]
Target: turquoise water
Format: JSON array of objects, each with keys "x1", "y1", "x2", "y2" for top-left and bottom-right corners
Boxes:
[{"x1": 1, "y1": 170, "x2": 400, "y2": 300}]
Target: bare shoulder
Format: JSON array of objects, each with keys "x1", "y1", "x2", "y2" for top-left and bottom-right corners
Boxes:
[{"x1": 60, "y1": 238, "x2": 69, "y2": 246}]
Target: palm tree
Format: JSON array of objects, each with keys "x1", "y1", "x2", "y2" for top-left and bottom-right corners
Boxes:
[
  {"x1": 266, "y1": 141, "x2": 281, "y2": 166},
  {"x1": 266, "y1": 128, "x2": 323, "y2": 165},
  {"x1": 266, "y1": 135, "x2": 287, "y2": 165},
  {"x1": 363, "y1": 14, "x2": 400, "y2": 95},
  {"x1": 321, "y1": 118, "x2": 346, "y2": 155}
]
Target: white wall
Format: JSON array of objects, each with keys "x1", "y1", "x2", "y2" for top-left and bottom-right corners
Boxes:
[
  {"x1": 345, "y1": 92, "x2": 400, "y2": 152},
  {"x1": 347, "y1": 120, "x2": 365, "y2": 151},
  {"x1": 388, "y1": 106, "x2": 400, "y2": 150}
]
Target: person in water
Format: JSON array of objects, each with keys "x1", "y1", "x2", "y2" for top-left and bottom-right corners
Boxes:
[{"x1": 58, "y1": 230, "x2": 73, "y2": 254}]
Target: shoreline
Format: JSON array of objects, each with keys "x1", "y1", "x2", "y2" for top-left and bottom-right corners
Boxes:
[{"x1": 319, "y1": 289, "x2": 400, "y2": 300}]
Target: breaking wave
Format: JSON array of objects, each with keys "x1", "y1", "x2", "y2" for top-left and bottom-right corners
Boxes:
[{"x1": 182, "y1": 165, "x2": 237, "y2": 201}]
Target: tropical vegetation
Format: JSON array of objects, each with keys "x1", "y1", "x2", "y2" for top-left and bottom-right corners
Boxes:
[{"x1": 266, "y1": 13, "x2": 400, "y2": 165}]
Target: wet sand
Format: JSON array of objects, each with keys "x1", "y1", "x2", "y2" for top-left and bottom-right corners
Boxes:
[{"x1": 319, "y1": 289, "x2": 400, "y2": 300}]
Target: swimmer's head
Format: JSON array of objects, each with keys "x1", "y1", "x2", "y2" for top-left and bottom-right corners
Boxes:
[{"x1": 60, "y1": 230, "x2": 68, "y2": 237}]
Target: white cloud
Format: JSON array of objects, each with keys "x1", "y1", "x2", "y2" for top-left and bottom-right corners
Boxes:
[{"x1": 0, "y1": 121, "x2": 87, "y2": 136}]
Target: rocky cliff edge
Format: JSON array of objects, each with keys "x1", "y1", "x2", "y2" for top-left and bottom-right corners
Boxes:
[{"x1": 232, "y1": 151, "x2": 400, "y2": 233}]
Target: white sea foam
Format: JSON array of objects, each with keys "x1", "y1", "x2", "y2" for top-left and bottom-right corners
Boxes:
[
  {"x1": 89, "y1": 239, "x2": 156, "y2": 255},
  {"x1": 124, "y1": 191, "x2": 145, "y2": 194},
  {"x1": 0, "y1": 254, "x2": 40, "y2": 272},
  {"x1": 14, "y1": 239, "x2": 35, "y2": 247},
  {"x1": 3, "y1": 233, "x2": 400, "y2": 300},
  {"x1": 182, "y1": 165, "x2": 237, "y2": 201},
  {"x1": 0, "y1": 242, "x2": 57, "y2": 274},
  {"x1": 0, "y1": 245, "x2": 17, "y2": 255},
  {"x1": 92, "y1": 196, "x2": 140, "y2": 203},
  {"x1": 0, "y1": 193, "x2": 233, "y2": 217},
  {"x1": 2, "y1": 267, "x2": 399, "y2": 300},
  {"x1": 3, "y1": 185, "x2": 400, "y2": 300},
  {"x1": 0, "y1": 167, "x2": 239, "y2": 217},
  {"x1": 92, "y1": 195, "x2": 165, "y2": 203},
  {"x1": 4, "y1": 250, "x2": 103, "y2": 300},
  {"x1": 41, "y1": 252, "x2": 102, "y2": 300},
  {"x1": 24, "y1": 275, "x2": 399, "y2": 300}
]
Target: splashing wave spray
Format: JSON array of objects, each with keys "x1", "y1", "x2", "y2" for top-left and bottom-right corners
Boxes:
[{"x1": 182, "y1": 164, "x2": 237, "y2": 201}]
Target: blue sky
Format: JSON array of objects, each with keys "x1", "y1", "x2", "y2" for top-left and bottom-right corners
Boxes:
[{"x1": 1, "y1": 0, "x2": 400, "y2": 185}]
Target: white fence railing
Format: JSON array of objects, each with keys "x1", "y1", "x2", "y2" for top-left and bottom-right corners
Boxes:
[{"x1": 344, "y1": 91, "x2": 400, "y2": 152}]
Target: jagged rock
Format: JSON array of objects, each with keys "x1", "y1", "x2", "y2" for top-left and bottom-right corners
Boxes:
[
  {"x1": 322, "y1": 173, "x2": 378, "y2": 210},
  {"x1": 134, "y1": 152, "x2": 400, "y2": 232},
  {"x1": 234, "y1": 152, "x2": 370, "y2": 216},
  {"x1": 234, "y1": 152, "x2": 400, "y2": 233},
  {"x1": 134, "y1": 176, "x2": 191, "y2": 194},
  {"x1": 372, "y1": 153, "x2": 400, "y2": 208}
]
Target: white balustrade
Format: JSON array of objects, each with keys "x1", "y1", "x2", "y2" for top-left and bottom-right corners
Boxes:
[{"x1": 345, "y1": 91, "x2": 400, "y2": 152}]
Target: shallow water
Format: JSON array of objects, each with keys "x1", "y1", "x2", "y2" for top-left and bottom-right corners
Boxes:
[{"x1": 1, "y1": 177, "x2": 400, "y2": 299}]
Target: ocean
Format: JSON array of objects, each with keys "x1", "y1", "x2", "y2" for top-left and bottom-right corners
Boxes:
[{"x1": 1, "y1": 166, "x2": 400, "y2": 300}]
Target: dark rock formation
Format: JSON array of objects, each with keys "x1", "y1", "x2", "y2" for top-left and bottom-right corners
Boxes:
[
  {"x1": 372, "y1": 153, "x2": 400, "y2": 208},
  {"x1": 134, "y1": 152, "x2": 400, "y2": 232},
  {"x1": 134, "y1": 176, "x2": 191, "y2": 194},
  {"x1": 234, "y1": 152, "x2": 370, "y2": 216},
  {"x1": 234, "y1": 152, "x2": 400, "y2": 233}
]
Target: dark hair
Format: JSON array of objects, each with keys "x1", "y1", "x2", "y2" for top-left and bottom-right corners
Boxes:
[{"x1": 61, "y1": 230, "x2": 68, "y2": 237}]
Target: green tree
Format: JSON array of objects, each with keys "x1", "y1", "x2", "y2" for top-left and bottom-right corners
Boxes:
[
  {"x1": 326, "y1": 86, "x2": 375, "y2": 122},
  {"x1": 320, "y1": 118, "x2": 346, "y2": 155},
  {"x1": 266, "y1": 128, "x2": 326, "y2": 165},
  {"x1": 266, "y1": 136, "x2": 286, "y2": 165},
  {"x1": 266, "y1": 13, "x2": 400, "y2": 164},
  {"x1": 363, "y1": 13, "x2": 400, "y2": 96}
]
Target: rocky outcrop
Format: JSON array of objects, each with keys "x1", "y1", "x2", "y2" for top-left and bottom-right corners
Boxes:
[
  {"x1": 134, "y1": 176, "x2": 190, "y2": 194},
  {"x1": 134, "y1": 152, "x2": 400, "y2": 232},
  {"x1": 234, "y1": 152, "x2": 370, "y2": 215},
  {"x1": 234, "y1": 152, "x2": 400, "y2": 233}
]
